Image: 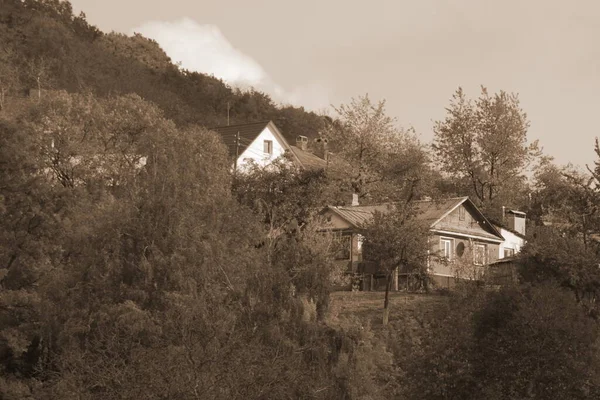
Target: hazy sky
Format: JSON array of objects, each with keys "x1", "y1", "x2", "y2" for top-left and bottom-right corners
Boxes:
[{"x1": 70, "y1": 0, "x2": 600, "y2": 168}]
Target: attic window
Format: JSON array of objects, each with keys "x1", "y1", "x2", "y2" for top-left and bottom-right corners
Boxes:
[
  {"x1": 459, "y1": 206, "x2": 465, "y2": 221},
  {"x1": 263, "y1": 140, "x2": 273, "y2": 155}
]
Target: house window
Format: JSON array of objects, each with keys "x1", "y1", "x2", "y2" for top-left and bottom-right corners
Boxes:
[
  {"x1": 474, "y1": 244, "x2": 487, "y2": 265},
  {"x1": 334, "y1": 235, "x2": 351, "y2": 260},
  {"x1": 440, "y1": 238, "x2": 453, "y2": 260},
  {"x1": 504, "y1": 248, "x2": 515, "y2": 258},
  {"x1": 263, "y1": 140, "x2": 273, "y2": 155},
  {"x1": 459, "y1": 206, "x2": 465, "y2": 221}
]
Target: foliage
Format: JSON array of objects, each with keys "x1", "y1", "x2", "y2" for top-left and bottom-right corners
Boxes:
[
  {"x1": 233, "y1": 158, "x2": 346, "y2": 319},
  {"x1": 327, "y1": 94, "x2": 431, "y2": 204},
  {"x1": 0, "y1": 91, "x2": 367, "y2": 398},
  {"x1": 403, "y1": 285, "x2": 600, "y2": 400},
  {"x1": 362, "y1": 202, "x2": 430, "y2": 324},
  {"x1": 432, "y1": 87, "x2": 537, "y2": 218},
  {"x1": 0, "y1": 0, "x2": 326, "y2": 141},
  {"x1": 362, "y1": 204, "x2": 429, "y2": 278}
]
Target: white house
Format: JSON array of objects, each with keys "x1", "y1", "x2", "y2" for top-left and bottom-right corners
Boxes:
[
  {"x1": 492, "y1": 209, "x2": 527, "y2": 258},
  {"x1": 211, "y1": 120, "x2": 326, "y2": 171}
]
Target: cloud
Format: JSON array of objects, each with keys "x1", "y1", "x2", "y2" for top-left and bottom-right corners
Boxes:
[{"x1": 132, "y1": 18, "x2": 330, "y2": 110}]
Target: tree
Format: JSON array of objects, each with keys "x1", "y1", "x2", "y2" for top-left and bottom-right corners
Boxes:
[
  {"x1": 233, "y1": 158, "x2": 345, "y2": 317},
  {"x1": 327, "y1": 94, "x2": 430, "y2": 204},
  {"x1": 362, "y1": 203, "x2": 429, "y2": 325},
  {"x1": 403, "y1": 285, "x2": 600, "y2": 399},
  {"x1": 432, "y1": 87, "x2": 537, "y2": 218},
  {"x1": 0, "y1": 47, "x2": 19, "y2": 112}
]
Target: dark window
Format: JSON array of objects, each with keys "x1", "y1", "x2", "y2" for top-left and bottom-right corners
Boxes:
[
  {"x1": 504, "y1": 248, "x2": 515, "y2": 257},
  {"x1": 459, "y1": 206, "x2": 466, "y2": 221},
  {"x1": 334, "y1": 235, "x2": 351, "y2": 260},
  {"x1": 263, "y1": 140, "x2": 273, "y2": 155}
]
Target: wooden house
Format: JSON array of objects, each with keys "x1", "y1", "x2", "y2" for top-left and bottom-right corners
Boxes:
[{"x1": 320, "y1": 197, "x2": 505, "y2": 289}]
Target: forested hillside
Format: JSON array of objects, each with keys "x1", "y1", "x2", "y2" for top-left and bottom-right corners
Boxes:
[{"x1": 0, "y1": 0, "x2": 325, "y2": 138}]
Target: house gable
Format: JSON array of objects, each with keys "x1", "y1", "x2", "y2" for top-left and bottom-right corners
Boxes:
[
  {"x1": 431, "y1": 200, "x2": 503, "y2": 243},
  {"x1": 211, "y1": 120, "x2": 318, "y2": 170},
  {"x1": 319, "y1": 207, "x2": 360, "y2": 231},
  {"x1": 237, "y1": 123, "x2": 290, "y2": 169}
]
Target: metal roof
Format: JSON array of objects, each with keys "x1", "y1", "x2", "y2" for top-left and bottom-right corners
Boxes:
[
  {"x1": 289, "y1": 145, "x2": 327, "y2": 170},
  {"x1": 325, "y1": 196, "x2": 503, "y2": 240}
]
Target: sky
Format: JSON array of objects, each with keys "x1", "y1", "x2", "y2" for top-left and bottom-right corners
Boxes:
[{"x1": 70, "y1": 0, "x2": 600, "y2": 168}]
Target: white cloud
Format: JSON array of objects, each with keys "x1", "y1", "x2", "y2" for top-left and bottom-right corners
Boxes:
[{"x1": 132, "y1": 18, "x2": 330, "y2": 111}]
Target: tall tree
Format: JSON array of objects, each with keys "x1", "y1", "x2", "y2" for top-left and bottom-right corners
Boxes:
[
  {"x1": 327, "y1": 94, "x2": 429, "y2": 204},
  {"x1": 432, "y1": 87, "x2": 537, "y2": 217}
]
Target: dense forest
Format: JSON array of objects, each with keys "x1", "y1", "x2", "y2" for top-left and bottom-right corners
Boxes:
[
  {"x1": 0, "y1": 0, "x2": 326, "y2": 140},
  {"x1": 2, "y1": 1, "x2": 600, "y2": 399}
]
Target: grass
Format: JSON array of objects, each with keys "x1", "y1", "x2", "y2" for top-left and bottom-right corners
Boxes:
[{"x1": 326, "y1": 291, "x2": 447, "y2": 332}]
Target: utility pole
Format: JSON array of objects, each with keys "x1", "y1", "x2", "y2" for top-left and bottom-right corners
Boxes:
[
  {"x1": 233, "y1": 131, "x2": 240, "y2": 172},
  {"x1": 227, "y1": 101, "x2": 230, "y2": 126}
]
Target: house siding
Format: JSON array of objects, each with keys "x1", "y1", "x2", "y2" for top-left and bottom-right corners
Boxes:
[
  {"x1": 498, "y1": 228, "x2": 525, "y2": 258},
  {"x1": 320, "y1": 199, "x2": 505, "y2": 291},
  {"x1": 429, "y1": 232, "x2": 500, "y2": 283},
  {"x1": 433, "y1": 204, "x2": 498, "y2": 239},
  {"x1": 237, "y1": 126, "x2": 287, "y2": 170}
]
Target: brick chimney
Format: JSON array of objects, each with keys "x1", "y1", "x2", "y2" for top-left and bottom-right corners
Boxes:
[
  {"x1": 351, "y1": 193, "x2": 359, "y2": 206},
  {"x1": 296, "y1": 135, "x2": 308, "y2": 151}
]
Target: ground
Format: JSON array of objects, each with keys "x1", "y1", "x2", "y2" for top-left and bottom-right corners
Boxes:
[{"x1": 326, "y1": 291, "x2": 447, "y2": 332}]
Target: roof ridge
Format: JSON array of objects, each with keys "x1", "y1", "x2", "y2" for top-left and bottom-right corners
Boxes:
[{"x1": 210, "y1": 120, "x2": 271, "y2": 130}]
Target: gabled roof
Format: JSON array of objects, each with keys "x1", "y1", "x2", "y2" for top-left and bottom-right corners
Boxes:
[
  {"x1": 211, "y1": 120, "x2": 326, "y2": 169},
  {"x1": 211, "y1": 120, "x2": 295, "y2": 159},
  {"x1": 289, "y1": 145, "x2": 327, "y2": 170},
  {"x1": 324, "y1": 204, "x2": 394, "y2": 229},
  {"x1": 211, "y1": 120, "x2": 271, "y2": 158},
  {"x1": 412, "y1": 196, "x2": 469, "y2": 226},
  {"x1": 322, "y1": 197, "x2": 503, "y2": 240}
]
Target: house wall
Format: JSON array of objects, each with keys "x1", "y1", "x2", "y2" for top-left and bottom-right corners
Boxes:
[
  {"x1": 428, "y1": 232, "x2": 500, "y2": 280},
  {"x1": 434, "y1": 203, "x2": 497, "y2": 238},
  {"x1": 237, "y1": 126, "x2": 287, "y2": 169},
  {"x1": 498, "y1": 228, "x2": 525, "y2": 258}
]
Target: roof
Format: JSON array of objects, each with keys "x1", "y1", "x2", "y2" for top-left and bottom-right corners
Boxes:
[
  {"x1": 490, "y1": 219, "x2": 527, "y2": 239},
  {"x1": 289, "y1": 145, "x2": 327, "y2": 170},
  {"x1": 211, "y1": 120, "x2": 325, "y2": 169},
  {"x1": 506, "y1": 209, "x2": 526, "y2": 216},
  {"x1": 323, "y1": 197, "x2": 503, "y2": 240},
  {"x1": 325, "y1": 197, "x2": 468, "y2": 229},
  {"x1": 488, "y1": 255, "x2": 521, "y2": 265},
  {"x1": 412, "y1": 197, "x2": 469, "y2": 226},
  {"x1": 325, "y1": 204, "x2": 394, "y2": 228},
  {"x1": 210, "y1": 120, "x2": 273, "y2": 158}
]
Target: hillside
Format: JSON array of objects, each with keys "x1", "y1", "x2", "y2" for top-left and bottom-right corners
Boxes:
[{"x1": 0, "y1": 0, "x2": 326, "y2": 141}]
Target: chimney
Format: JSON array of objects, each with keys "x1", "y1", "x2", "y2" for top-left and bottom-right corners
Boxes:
[
  {"x1": 314, "y1": 136, "x2": 329, "y2": 161},
  {"x1": 296, "y1": 135, "x2": 308, "y2": 151},
  {"x1": 505, "y1": 209, "x2": 526, "y2": 236},
  {"x1": 351, "y1": 193, "x2": 359, "y2": 206}
]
